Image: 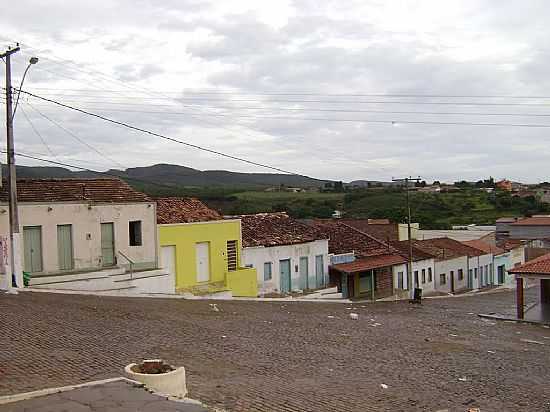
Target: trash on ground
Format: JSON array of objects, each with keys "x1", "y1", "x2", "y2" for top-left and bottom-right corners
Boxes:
[
  {"x1": 371, "y1": 322, "x2": 382, "y2": 327},
  {"x1": 380, "y1": 383, "x2": 388, "y2": 389},
  {"x1": 221, "y1": 335, "x2": 227, "y2": 339},
  {"x1": 209, "y1": 304, "x2": 220, "y2": 312},
  {"x1": 349, "y1": 313, "x2": 359, "y2": 320},
  {"x1": 487, "y1": 350, "x2": 496, "y2": 354},
  {"x1": 327, "y1": 315, "x2": 335, "y2": 319},
  {"x1": 458, "y1": 377, "x2": 469, "y2": 382},
  {"x1": 520, "y1": 338, "x2": 545, "y2": 345},
  {"x1": 449, "y1": 334, "x2": 458, "y2": 337}
]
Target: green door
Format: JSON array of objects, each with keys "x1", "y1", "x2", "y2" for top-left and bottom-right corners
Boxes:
[
  {"x1": 57, "y1": 224, "x2": 74, "y2": 270},
  {"x1": 23, "y1": 226, "x2": 43, "y2": 273},
  {"x1": 279, "y1": 259, "x2": 291, "y2": 294},
  {"x1": 315, "y1": 255, "x2": 325, "y2": 288},
  {"x1": 101, "y1": 223, "x2": 115, "y2": 267},
  {"x1": 299, "y1": 256, "x2": 309, "y2": 290}
]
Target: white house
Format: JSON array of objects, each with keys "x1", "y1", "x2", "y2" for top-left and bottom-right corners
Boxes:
[
  {"x1": 237, "y1": 213, "x2": 329, "y2": 295},
  {"x1": 390, "y1": 240, "x2": 436, "y2": 294},
  {"x1": 0, "y1": 178, "x2": 172, "y2": 295},
  {"x1": 413, "y1": 238, "x2": 487, "y2": 294}
]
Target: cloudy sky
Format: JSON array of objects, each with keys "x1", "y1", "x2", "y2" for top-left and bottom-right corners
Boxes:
[{"x1": 1, "y1": 0, "x2": 549, "y2": 183}]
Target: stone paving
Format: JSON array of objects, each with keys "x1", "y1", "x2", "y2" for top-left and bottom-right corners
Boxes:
[
  {"x1": 1, "y1": 289, "x2": 550, "y2": 411},
  {"x1": 0, "y1": 380, "x2": 207, "y2": 412}
]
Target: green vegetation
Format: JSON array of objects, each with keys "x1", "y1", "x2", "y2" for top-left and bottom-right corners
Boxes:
[{"x1": 131, "y1": 182, "x2": 550, "y2": 229}]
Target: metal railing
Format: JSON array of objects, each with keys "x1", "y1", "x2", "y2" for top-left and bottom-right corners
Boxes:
[{"x1": 117, "y1": 251, "x2": 134, "y2": 280}]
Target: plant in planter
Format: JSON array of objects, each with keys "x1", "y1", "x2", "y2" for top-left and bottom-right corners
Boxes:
[{"x1": 125, "y1": 359, "x2": 187, "y2": 398}]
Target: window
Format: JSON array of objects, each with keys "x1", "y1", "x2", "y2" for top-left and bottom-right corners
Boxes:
[
  {"x1": 458, "y1": 269, "x2": 464, "y2": 281},
  {"x1": 264, "y1": 262, "x2": 272, "y2": 281},
  {"x1": 440, "y1": 273, "x2": 446, "y2": 285},
  {"x1": 129, "y1": 221, "x2": 142, "y2": 246},
  {"x1": 226, "y1": 240, "x2": 238, "y2": 271},
  {"x1": 397, "y1": 271, "x2": 404, "y2": 289},
  {"x1": 414, "y1": 270, "x2": 419, "y2": 287},
  {"x1": 421, "y1": 269, "x2": 426, "y2": 284},
  {"x1": 428, "y1": 268, "x2": 432, "y2": 282}
]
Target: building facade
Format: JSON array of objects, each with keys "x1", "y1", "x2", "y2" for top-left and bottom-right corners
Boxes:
[
  {"x1": 157, "y1": 198, "x2": 257, "y2": 297},
  {"x1": 238, "y1": 213, "x2": 329, "y2": 295}
]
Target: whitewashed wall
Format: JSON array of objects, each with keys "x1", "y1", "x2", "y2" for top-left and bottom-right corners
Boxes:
[
  {"x1": 434, "y1": 256, "x2": 469, "y2": 293},
  {"x1": 392, "y1": 258, "x2": 436, "y2": 294},
  {"x1": 242, "y1": 239, "x2": 329, "y2": 294},
  {"x1": 0, "y1": 201, "x2": 157, "y2": 282},
  {"x1": 468, "y1": 254, "x2": 494, "y2": 289}
]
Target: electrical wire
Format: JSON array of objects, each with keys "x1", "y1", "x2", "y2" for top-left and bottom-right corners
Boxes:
[
  {"x1": 17, "y1": 89, "x2": 311, "y2": 176},
  {"x1": 18, "y1": 104, "x2": 57, "y2": 159},
  {"x1": 17, "y1": 91, "x2": 550, "y2": 128},
  {"x1": 23, "y1": 100, "x2": 127, "y2": 170}
]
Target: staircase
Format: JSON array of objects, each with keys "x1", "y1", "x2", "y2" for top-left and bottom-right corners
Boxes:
[{"x1": 28, "y1": 266, "x2": 174, "y2": 296}]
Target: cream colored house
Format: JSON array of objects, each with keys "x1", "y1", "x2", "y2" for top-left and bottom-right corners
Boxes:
[{"x1": 0, "y1": 178, "x2": 172, "y2": 295}]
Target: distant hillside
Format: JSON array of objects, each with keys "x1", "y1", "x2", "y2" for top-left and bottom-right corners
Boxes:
[{"x1": 5, "y1": 164, "x2": 329, "y2": 188}]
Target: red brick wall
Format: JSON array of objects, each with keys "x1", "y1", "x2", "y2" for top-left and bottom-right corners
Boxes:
[{"x1": 375, "y1": 267, "x2": 394, "y2": 299}]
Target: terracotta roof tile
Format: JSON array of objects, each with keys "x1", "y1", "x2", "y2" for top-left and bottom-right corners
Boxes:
[
  {"x1": 508, "y1": 252, "x2": 550, "y2": 275},
  {"x1": 332, "y1": 254, "x2": 406, "y2": 273},
  {"x1": 413, "y1": 237, "x2": 484, "y2": 261},
  {"x1": 156, "y1": 197, "x2": 222, "y2": 224},
  {"x1": 510, "y1": 216, "x2": 550, "y2": 226},
  {"x1": 236, "y1": 213, "x2": 326, "y2": 247},
  {"x1": 340, "y1": 219, "x2": 399, "y2": 241},
  {"x1": 390, "y1": 240, "x2": 436, "y2": 261},
  {"x1": 0, "y1": 178, "x2": 150, "y2": 203},
  {"x1": 304, "y1": 219, "x2": 396, "y2": 257},
  {"x1": 463, "y1": 240, "x2": 505, "y2": 255}
]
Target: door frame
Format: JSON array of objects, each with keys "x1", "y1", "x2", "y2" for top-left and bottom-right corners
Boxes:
[
  {"x1": 299, "y1": 256, "x2": 309, "y2": 290},
  {"x1": 279, "y1": 258, "x2": 291, "y2": 293},
  {"x1": 100, "y1": 222, "x2": 116, "y2": 267},
  {"x1": 57, "y1": 224, "x2": 74, "y2": 271},
  {"x1": 195, "y1": 241, "x2": 211, "y2": 283},
  {"x1": 23, "y1": 225, "x2": 43, "y2": 273}
]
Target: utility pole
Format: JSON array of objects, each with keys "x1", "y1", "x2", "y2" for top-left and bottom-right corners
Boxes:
[
  {"x1": 2, "y1": 45, "x2": 22, "y2": 293},
  {"x1": 392, "y1": 176, "x2": 421, "y2": 300}
]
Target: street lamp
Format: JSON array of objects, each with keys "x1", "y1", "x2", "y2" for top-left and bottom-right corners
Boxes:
[{"x1": 12, "y1": 57, "x2": 39, "y2": 119}]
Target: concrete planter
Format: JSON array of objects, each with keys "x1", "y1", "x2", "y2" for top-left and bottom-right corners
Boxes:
[{"x1": 124, "y1": 360, "x2": 187, "y2": 398}]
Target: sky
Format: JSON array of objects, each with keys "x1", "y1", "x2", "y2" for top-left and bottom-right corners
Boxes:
[{"x1": 1, "y1": 0, "x2": 549, "y2": 183}]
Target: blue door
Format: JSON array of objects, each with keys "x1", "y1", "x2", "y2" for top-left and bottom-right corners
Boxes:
[
  {"x1": 315, "y1": 255, "x2": 325, "y2": 288},
  {"x1": 299, "y1": 257, "x2": 309, "y2": 290},
  {"x1": 279, "y1": 259, "x2": 291, "y2": 293}
]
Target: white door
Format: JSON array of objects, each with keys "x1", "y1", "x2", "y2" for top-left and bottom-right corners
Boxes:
[
  {"x1": 161, "y1": 246, "x2": 176, "y2": 278},
  {"x1": 196, "y1": 242, "x2": 210, "y2": 282}
]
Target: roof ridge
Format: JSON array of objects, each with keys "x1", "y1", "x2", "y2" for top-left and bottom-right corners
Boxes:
[{"x1": 340, "y1": 222, "x2": 398, "y2": 252}]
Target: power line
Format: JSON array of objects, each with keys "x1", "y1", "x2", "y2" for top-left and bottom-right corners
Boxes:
[
  {"x1": 14, "y1": 93, "x2": 550, "y2": 107},
  {"x1": 23, "y1": 100, "x2": 127, "y2": 170},
  {"x1": 17, "y1": 89, "x2": 309, "y2": 176},
  {"x1": 17, "y1": 99, "x2": 550, "y2": 118},
  {"x1": 17, "y1": 104, "x2": 57, "y2": 159},
  {"x1": 22, "y1": 86, "x2": 550, "y2": 99}
]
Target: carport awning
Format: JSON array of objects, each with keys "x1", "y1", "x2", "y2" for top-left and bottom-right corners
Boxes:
[{"x1": 331, "y1": 254, "x2": 406, "y2": 274}]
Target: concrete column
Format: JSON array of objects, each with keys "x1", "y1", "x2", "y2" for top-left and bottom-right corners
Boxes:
[{"x1": 516, "y1": 276, "x2": 524, "y2": 319}]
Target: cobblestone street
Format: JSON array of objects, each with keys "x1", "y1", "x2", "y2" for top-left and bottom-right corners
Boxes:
[{"x1": 1, "y1": 290, "x2": 549, "y2": 411}]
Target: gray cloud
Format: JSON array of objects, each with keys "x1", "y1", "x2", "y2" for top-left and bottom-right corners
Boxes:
[{"x1": 1, "y1": 0, "x2": 549, "y2": 183}]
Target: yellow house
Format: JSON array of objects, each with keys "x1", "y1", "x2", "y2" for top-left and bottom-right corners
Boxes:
[{"x1": 156, "y1": 197, "x2": 257, "y2": 297}]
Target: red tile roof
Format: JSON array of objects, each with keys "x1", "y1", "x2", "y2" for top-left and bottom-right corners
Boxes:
[
  {"x1": 510, "y1": 216, "x2": 550, "y2": 226},
  {"x1": 0, "y1": 178, "x2": 150, "y2": 203},
  {"x1": 390, "y1": 240, "x2": 436, "y2": 261},
  {"x1": 462, "y1": 240, "x2": 505, "y2": 255},
  {"x1": 156, "y1": 197, "x2": 222, "y2": 224},
  {"x1": 332, "y1": 254, "x2": 406, "y2": 273},
  {"x1": 508, "y1": 252, "x2": 550, "y2": 275},
  {"x1": 237, "y1": 213, "x2": 327, "y2": 248},
  {"x1": 497, "y1": 239, "x2": 525, "y2": 251},
  {"x1": 413, "y1": 237, "x2": 484, "y2": 261},
  {"x1": 304, "y1": 219, "x2": 395, "y2": 257},
  {"x1": 340, "y1": 219, "x2": 399, "y2": 241}
]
